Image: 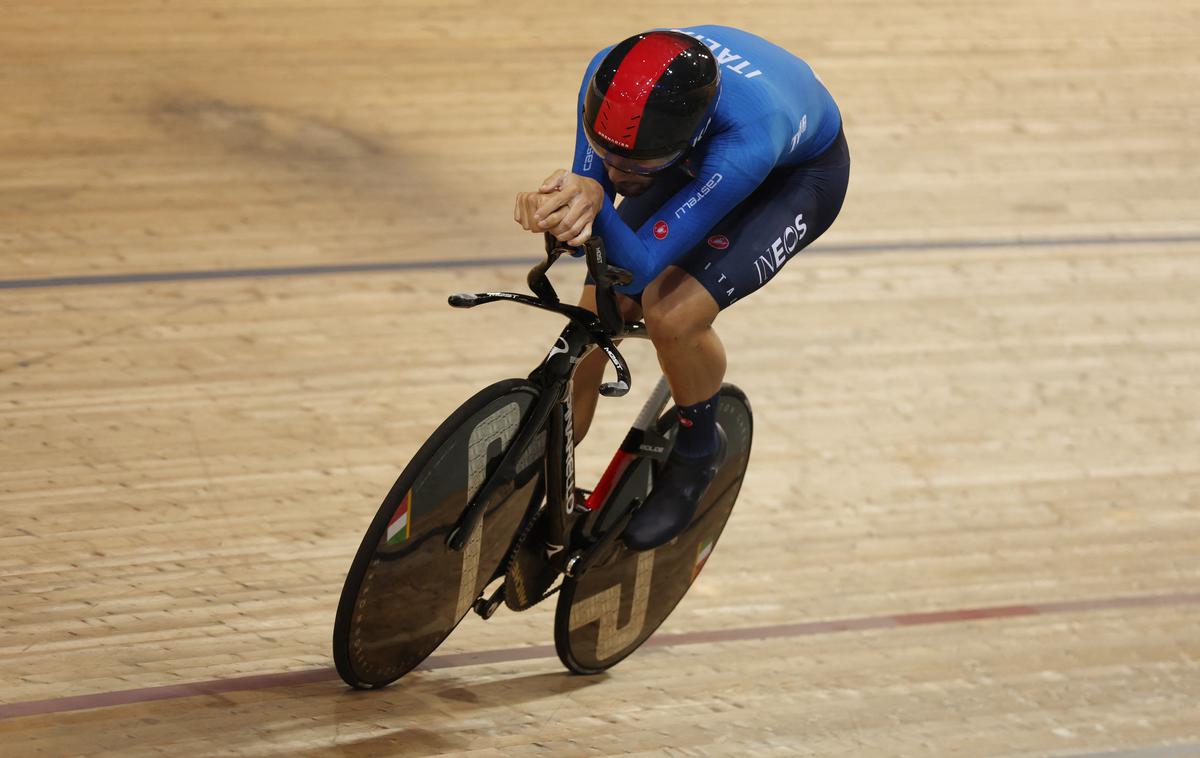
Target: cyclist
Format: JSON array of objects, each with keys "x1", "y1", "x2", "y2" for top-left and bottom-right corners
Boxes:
[{"x1": 514, "y1": 26, "x2": 850, "y2": 550}]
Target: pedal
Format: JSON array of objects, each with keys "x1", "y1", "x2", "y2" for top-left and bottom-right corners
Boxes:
[{"x1": 472, "y1": 585, "x2": 505, "y2": 620}]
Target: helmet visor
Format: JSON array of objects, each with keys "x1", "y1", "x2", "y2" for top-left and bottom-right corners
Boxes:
[{"x1": 587, "y1": 136, "x2": 684, "y2": 176}]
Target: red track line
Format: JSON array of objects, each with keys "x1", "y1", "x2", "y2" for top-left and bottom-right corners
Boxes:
[{"x1": 2, "y1": 590, "x2": 1198, "y2": 721}]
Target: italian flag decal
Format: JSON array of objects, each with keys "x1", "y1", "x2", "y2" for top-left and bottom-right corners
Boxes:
[
  {"x1": 386, "y1": 491, "x2": 412, "y2": 545},
  {"x1": 692, "y1": 536, "x2": 715, "y2": 581}
]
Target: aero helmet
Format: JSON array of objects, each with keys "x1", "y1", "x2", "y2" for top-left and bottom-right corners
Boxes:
[{"x1": 583, "y1": 30, "x2": 721, "y2": 174}]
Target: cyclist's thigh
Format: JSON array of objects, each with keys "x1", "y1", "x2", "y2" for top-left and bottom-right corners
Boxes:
[{"x1": 678, "y1": 141, "x2": 850, "y2": 310}]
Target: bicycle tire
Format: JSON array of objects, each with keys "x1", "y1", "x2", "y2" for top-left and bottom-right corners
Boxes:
[
  {"x1": 554, "y1": 384, "x2": 753, "y2": 675},
  {"x1": 333, "y1": 378, "x2": 545, "y2": 688}
]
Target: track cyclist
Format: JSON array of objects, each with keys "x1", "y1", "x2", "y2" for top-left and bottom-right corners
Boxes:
[{"x1": 514, "y1": 26, "x2": 850, "y2": 550}]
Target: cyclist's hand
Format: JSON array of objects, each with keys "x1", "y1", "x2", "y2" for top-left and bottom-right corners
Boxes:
[
  {"x1": 533, "y1": 170, "x2": 604, "y2": 247},
  {"x1": 513, "y1": 191, "x2": 546, "y2": 233}
]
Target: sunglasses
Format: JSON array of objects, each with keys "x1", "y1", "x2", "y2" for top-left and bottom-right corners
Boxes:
[{"x1": 587, "y1": 139, "x2": 684, "y2": 176}]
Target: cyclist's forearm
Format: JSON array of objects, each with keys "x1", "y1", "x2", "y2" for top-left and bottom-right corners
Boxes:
[{"x1": 592, "y1": 198, "x2": 663, "y2": 292}]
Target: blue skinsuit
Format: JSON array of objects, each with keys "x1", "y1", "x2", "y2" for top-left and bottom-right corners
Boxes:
[{"x1": 571, "y1": 25, "x2": 844, "y2": 295}]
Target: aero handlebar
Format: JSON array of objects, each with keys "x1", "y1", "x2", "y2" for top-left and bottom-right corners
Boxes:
[{"x1": 449, "y1": 233, "x2": 641, "y2": 396}]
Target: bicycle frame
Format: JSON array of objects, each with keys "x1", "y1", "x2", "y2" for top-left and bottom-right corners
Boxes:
[
  {"x1": 334, "y1": 233, "x2": 753, "y2": 685},
  {"x1": 444, "y1": 235, "x2": 670, "y2": 568}
]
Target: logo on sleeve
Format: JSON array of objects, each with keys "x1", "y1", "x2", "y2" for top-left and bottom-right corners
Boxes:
[
  {"x1": 674, "y1": 173, "x2": 724, "y2": 219},
  {"x1": 653, "y1": 220, "x2": 670, "y2": 240},
  {"x1": 707, "y1": 235, "x2": 730, "y2": 250}
]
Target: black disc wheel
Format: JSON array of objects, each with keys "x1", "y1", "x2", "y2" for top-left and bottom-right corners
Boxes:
[
  {"x1": 554, "y1": 384, "x2": 753, "y2": 674},
  {"x1": 333, "y1": 379, "x2": 545, "y2": 688}
]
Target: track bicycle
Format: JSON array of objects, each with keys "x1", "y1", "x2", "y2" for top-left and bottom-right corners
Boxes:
[{"x1": 332, "y1": 234, "x2": 754, "y2": 687}]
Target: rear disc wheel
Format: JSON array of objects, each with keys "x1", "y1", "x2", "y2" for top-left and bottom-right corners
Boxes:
[{"x1": 554, "y1": 384, "x2": 753, "y2": 674}]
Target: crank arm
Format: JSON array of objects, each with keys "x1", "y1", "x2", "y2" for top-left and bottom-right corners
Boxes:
[
  {"x1": 564, "y1": 497, "x2": 642, "y2": 578},
  {"x1": 472, "y1": 584, "x2": 506, "y2": 619}
]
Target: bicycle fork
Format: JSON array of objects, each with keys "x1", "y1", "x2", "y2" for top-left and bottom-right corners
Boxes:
[{"x1": 543, "y1": 378, "x2": 577, "y2": 564}]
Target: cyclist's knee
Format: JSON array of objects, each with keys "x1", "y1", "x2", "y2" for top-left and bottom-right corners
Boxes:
[{"x1": 642, "y1": 268, "x2": 718, "y2": 343}]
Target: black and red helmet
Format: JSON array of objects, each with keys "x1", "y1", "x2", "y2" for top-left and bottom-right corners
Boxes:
[{"x1": 583, "y1": 31, "x2": 721, "y2": 174}]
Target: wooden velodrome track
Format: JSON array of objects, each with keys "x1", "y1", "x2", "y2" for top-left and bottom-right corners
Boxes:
[{"x1": 2, "y1": 1, "x2": 1198, "y2": 755}]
